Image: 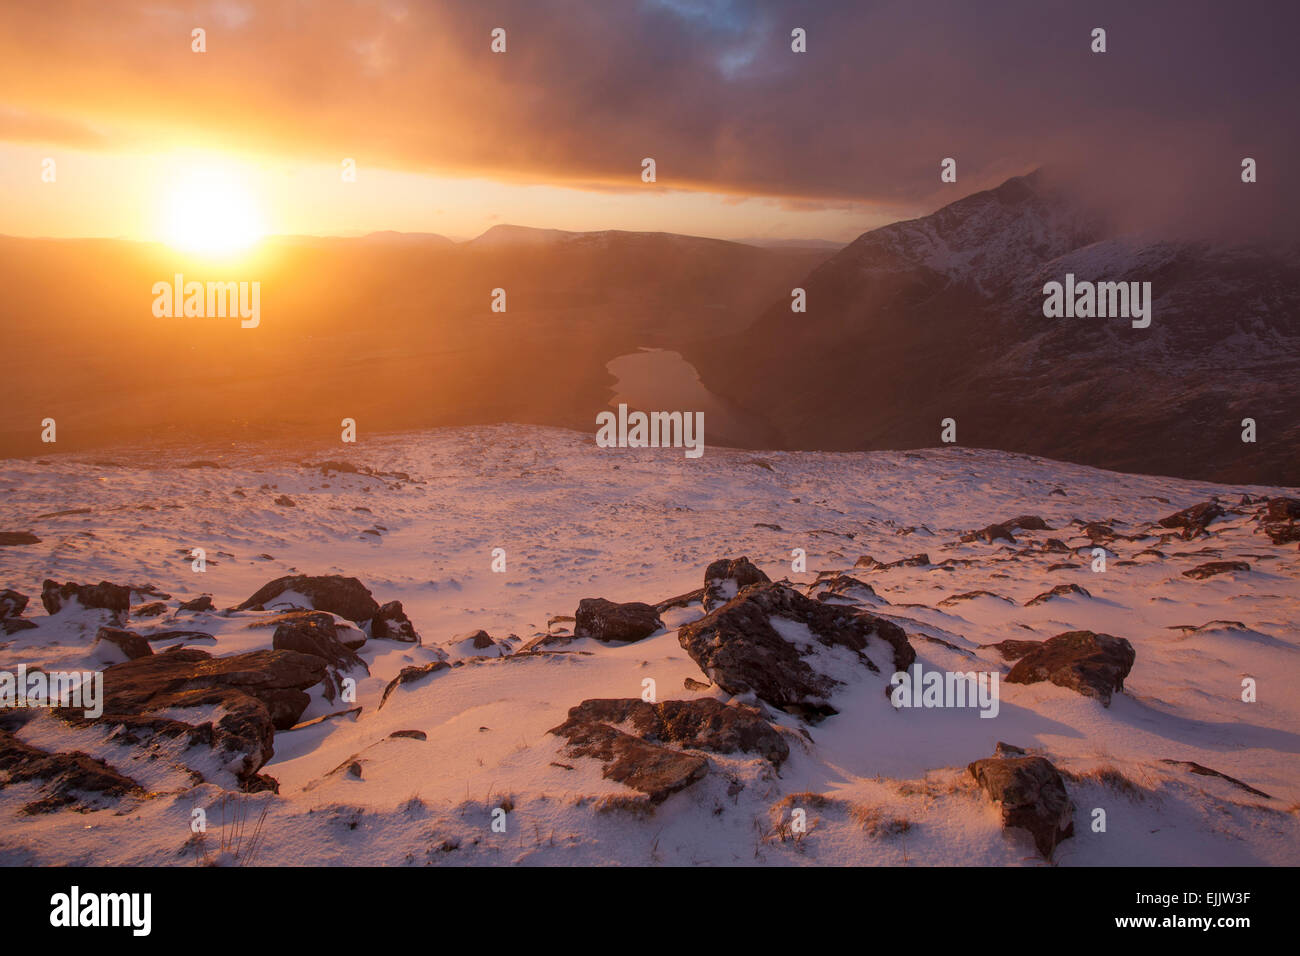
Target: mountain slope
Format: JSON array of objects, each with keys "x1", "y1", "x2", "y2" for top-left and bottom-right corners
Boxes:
[{"x1": 692, "y1": 172, "x2": 1300, "y2": 484}]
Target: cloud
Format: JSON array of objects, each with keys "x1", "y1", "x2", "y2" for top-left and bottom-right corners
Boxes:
[{"x1": 1, "y1": 0, "x2": 1295, "y2": 236}]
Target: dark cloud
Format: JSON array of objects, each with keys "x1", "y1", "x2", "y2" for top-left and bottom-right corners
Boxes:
[{"x1": 1, "y1": 0, "x2": 1295, "y2": 236}]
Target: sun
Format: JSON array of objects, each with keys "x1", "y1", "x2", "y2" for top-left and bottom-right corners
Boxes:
[{"x1": 162, "y1": 166, "x2": 265, "y2": 255}]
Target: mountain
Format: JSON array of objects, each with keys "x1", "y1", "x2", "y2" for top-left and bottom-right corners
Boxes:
[
  {"x1": 691, "y1": 172, "x2": 1300, "y2": 484},
  {"x1": 0, "y1": 231, "x2": 830, "y2": 457}
]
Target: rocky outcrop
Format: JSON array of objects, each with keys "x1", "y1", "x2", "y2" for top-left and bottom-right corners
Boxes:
[
  {"x1": 703, "y1": 556, "x2": 771, "y2": 610},
  {"x1": 93, "y1": 626, "x2": 153, "y2": 660},
  {"x1": 1005, "y1": 630, "x2": 1135, "y2": 706},
  {"x1": 968, "y1": 753, "x2": 1075, "y2": 858},
  {"x1": 1158, "y1": 501, "x2": 1224, "y2": 539},
  {"x1": 1182, "y1": 561, "x2": 1250, "y2": 580},
  {"x1": 272, "y1": 616, "x2": 367, "y2": 672},
  {"x1": 0, "y1": 729, "x2": 144, "y2": 814},
  {"x1": 1024, "y1": 583, "x2": 1091, "y2": 606},
  {"x1": 678, "y1": 581, "x2": 914, "y2": 721},
  {"x1": 0, "y1": 532, "x2": 40, "y2": 546},
  {"x1": 371, "y1": 600, "x2": 419, "y2": 643},
  {"x1": 574, "y1": 598, "x2": 663, "y2": 643},
  {"x1": 40, "y1": 580, "x2": 132, "y2": 621},
  {"x1": 555, "y1": 698, "x2": 788, "y2": 767},
  {"x1": 379, "y1": 661, "x2": 452, "y2": 709},
  {"x1": 234, "y1": 574, "x2": 380, "y2": 623}
]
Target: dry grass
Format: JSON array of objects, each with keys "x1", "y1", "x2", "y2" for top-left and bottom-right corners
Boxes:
[
  {"x1": 849, "y1": 804, "x2": 912, "y2": 837},
  {"x1": 594, "y1": 793, "x2": 655, "y2": 817},
  {"x1": 1061, "y1": 764, "x2": 1148, "y2": 800}
]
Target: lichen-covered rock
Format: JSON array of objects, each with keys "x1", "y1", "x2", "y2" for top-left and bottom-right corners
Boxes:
[
  {"x1": 1005, "y1": 630, "x2": 1135, "y2": 706},
  {"x1": 968, "y1": 753, "x2": 1075, "y2": 858}
]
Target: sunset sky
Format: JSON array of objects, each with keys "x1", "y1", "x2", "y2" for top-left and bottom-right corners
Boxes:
[{"x1": 1, "y1": 0, "x2": 1295, "y2": 245}]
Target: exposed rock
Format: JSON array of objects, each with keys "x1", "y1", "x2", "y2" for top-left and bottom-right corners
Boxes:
[
  {"x1": 1024, "y1": 583, "x2": 1092, "y2": 606},
  {"x1": 938, "y1": 590, "x2": 1014, "y2": 607},
  {"x1": 0, "y1": 532, "x2": 41, "y2": 546},
  {"x1": 379, "y1": 661, "x2": 452, "y2": 709},
  {"x1": 272, "y1": 615, "x2": 367, "y2": 672},
  {"x1": 1257, "y1": 498, "x2": 1300, "y2": 545},
  {"x1": 234, "y1": 574, "x2": 381, "y2": 623},
  {"x1": 654, "y1": 587, "x2": 706, "y2": 614},
  {"x1": 574, "y1": 598, "x2": 663, "y2": 643},
  {"x1": 274, "y1": 495, "x2": 297, "y2": 507},
  {"x1": 178, "y1": 595, "x2": 215, "y2": 612},
  {"x1": 371, "y1": 600, "x2": 420, "y2": 643},
  {"x1": 102, "y1": 646, "x2": 327, "y2": 732},
  {"x1": 133, "y1": 601, "x2": 167, "y2": 618},
  {"x1": 0, "y1": 589, "x2": 29, "y2": 618},
  {"x1": 0, "y1": 729, "x2": 144, "y2": 814},
  {"x1": 389, "y1": 729, "x2": 427, "y2": 741},
  {"x1": 1159, "y1": 759, "x2": 1272, "y2": 799},
  {"x1": 1182, "y1": 560, "x2": 1250, "y2": 580},
  {"x1": 556, "y1": 698, "x2": 788, "y2": 766},
  {"x1": 549, "y1": 711, "x2": 708, "y2": 804},
  {"x1": 93, "y1": 626, "x2": 153, "y2": 660},
  {"x1": 142, "y1": 629, "x2": 214, "y2": 645},
  {"x1": 988, "y1": 639, "x2": 1043, "y2": 661},
  {"x1": 40, "y1": 579, "x2": 132, "y2": 621},
  {"x1": 968, "y1": 754, "x2": 1075, "y2": 858},
  {"x1": 1005, "y1": 630, "x2": 1135, "y2": 706},
  {"x1": 962, "y1": 523, "x2": 1017, "y2": 544},
  {"x1": 1079, "y1": 521, "x2": 1115, "y2": 542},
  {"x1": 703, "y1": 556, "x2": 771, "y2": 611},
  {"x1": 1158, "y1": 501, "x2": 1224, "y2": 539},
  {"x1": 677, "y1": 581, "x2": 914, "y2": 722}
]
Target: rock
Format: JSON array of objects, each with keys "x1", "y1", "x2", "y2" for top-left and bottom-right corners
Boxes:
[
  {"x1": 677, "y1": 581, "x2": 914, "y2": 722},
  {"x1": 1257, "y1": 498, "x2": 1300, "y2": 545},
  {"x1": 133, "y1": 601, "x2": 167, "y2": 618},
  {"x1": 1, "y1": 618, "x2": 37, "y2": 635},
  {"x1": 379, "y1": 661, "x2": 452, "y2": 709},
  {"x1": 234, "y1": 574, "x2": 381, "y2": 623},
  {"x1": 555, "y1": 698, "x2": 789, "y2": 766},
  {"x1": 1182, "y1": 561, "x2": 1250, "y2": 580},
  {"x1": 962, "y1": 523, "x2": 1017, "y2": 544},
  {"x1": 0, "y1": 532, "x2": 41, "y2": 546},
  {"x1": 40, "y1": 579, "x2": 132, "y2": 621},
  {"x1": 683, "y1": 677, "x2": 711, "y2": 691},
  {"x1": 102, "y1": 647, "x2": 327, "y2": 732},
  {"x1": 1157, "y1": 501, "x2": 1224, "y2": 539},
  {"x1": 1024, "y1": 583, "x2": 1092, "y2": 606},
  {"x1": 968, "y1": 754, "x2": 1075, "y2": 858},
  {"x1": 274, "y1": 495, "x2": 296, "y2": 507},
  {"x1": 0, "y1": 589, "x2": 29, "y2": 618},
  {"x1": 574, "y1": 598, "x2": 663, "y2": 643},
  {"x1": 988, "y1": 639, "x2": 1043, "y2": 661},
  {"x1": 464, "y1": 629, "x2": 494, "y2": 649},
  {"x1": 93, "y1": 626, "x2": 153, "y2": 660},
  {"x1": 142, "y1": 629, "x2": 215, "y2": 644},
  {"x1": 272, "y1": 615, "x2": 367, "y2": 672},
  {"x1": 549, "y1": 713, "x2": 708, "y2": 804},
  {"x1": 1079, "y1": 521, "x2": 1115, "y2": 542},
  {"x1": 178, "y1": 595, "x2": 215, "y2": 612},
  {"x1": 1008, "y1": 515, "x2": 1051, "y2": 530},
  {"x1": 371, "y1": 600, "x2": 420, "y2": 643},
  {"x1": 1005, "y1": 630, "x2": 1135, "y2": 706},
  {"x1": 389, "y1": 729, "x2": 427, "y2": 741},
  {"x1": 0, "y1": 729, "x2": 144, "y2": 814},
  {"x1": 703, "y1": 556, "x2": 771, "y2": 610}
]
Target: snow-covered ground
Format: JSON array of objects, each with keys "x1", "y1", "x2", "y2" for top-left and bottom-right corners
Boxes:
[{"x1": 0, "y1": 425, "x2": 1296, "y2": 865}]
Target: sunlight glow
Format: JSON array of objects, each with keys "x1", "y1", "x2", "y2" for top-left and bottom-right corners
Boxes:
[{"x1": 162, "y1": 165, "x2": 265, "y2": 255}]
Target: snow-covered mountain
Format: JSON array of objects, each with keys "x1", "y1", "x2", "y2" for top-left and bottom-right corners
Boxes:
[
  {"x1": 1, "y1": 426, "x2": 1296, "y2": 865},
  {"x1": 694, "y1": 171, "x2": 1300, "y2": 485}
]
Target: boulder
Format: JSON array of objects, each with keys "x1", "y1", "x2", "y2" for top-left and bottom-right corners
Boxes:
[
  {"x1": 549, "y1": 713, "x2": 708, "y2": 804},
  {"x1": 1158, "y1": 501, "x2": 1224, "y2": 539},
  {"x1": 703, "y1": 556, "x2": 771, "y2": 610},
  {"x1": 93, "y1": 626, "x2": 153, "y2": 660},
  {"x1": 968, "y1": 754, "x2": 1075, "y2": 858},
  {"x1": 371, "y1": 600, "x2": 420, "y2": 643},
  {"x1": 677, "y1": 581, "x2": 914, "y2": 721},
  {"x1": 0, "y1": 589, "x2": 29, "y2": 619},
  {"x1": 40, "y1": 579, "x2": 132, "y2": 620},
  {"x1": 1005, "y1": 630, "x2": 1135, "y2": 706},
  {"x1": 233, "y1": 574, "x2": 381, "y2": 623},
  {"x1": 178, "y1": 595, "x2": 215, "y2": 612},
  {"x1": 272, "y1": 616, "x2": 367, "y2": 672},
  {"x1": 574, "y1": 598, "x2": 663, "y2": 643},
  {"x1": 555, "y1": 698, "x2": 788, "y2": 766}
]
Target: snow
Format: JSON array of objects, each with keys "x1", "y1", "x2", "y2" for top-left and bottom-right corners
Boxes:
[{"x1": 0, "y1": 424, "x2": 1296, "y2": 865}]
